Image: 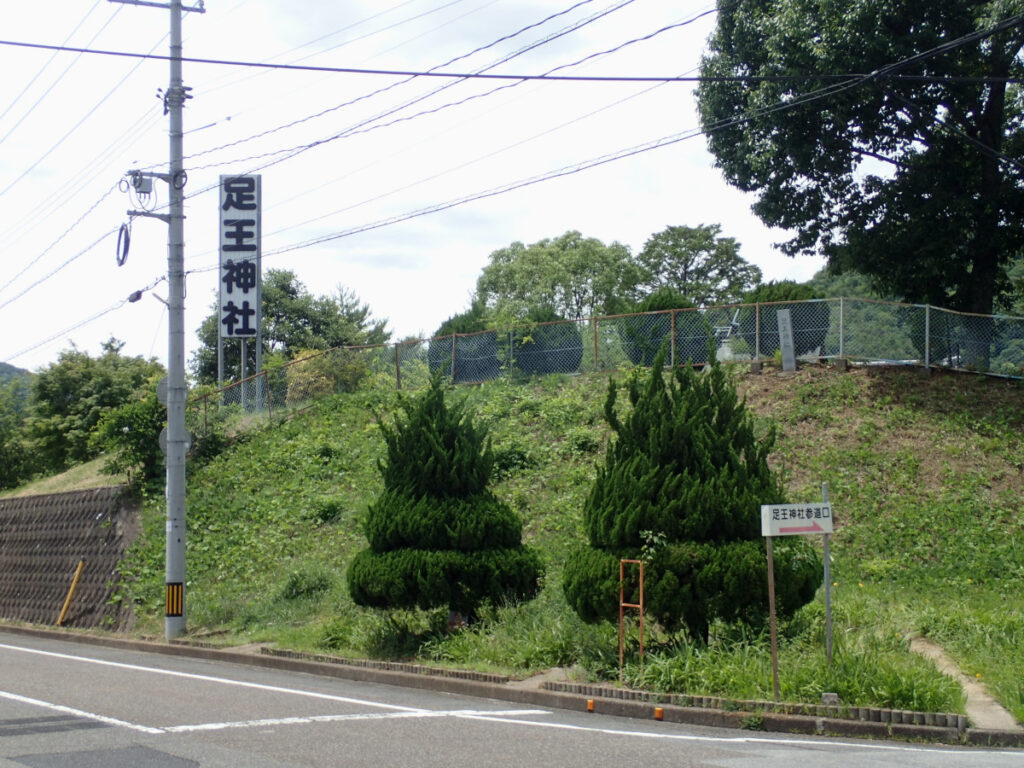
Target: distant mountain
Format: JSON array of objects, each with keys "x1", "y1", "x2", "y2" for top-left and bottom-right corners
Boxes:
[{"x1": 0, "y1": 362, "x2": 30, "y2": 384}]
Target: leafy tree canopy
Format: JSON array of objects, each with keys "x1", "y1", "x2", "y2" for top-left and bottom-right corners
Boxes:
[
  {"x1": 193, "y1": 270, "x2": 389, "y2": 384},
  {"x1": 637, "y1": 224, "x2": 761, "y2": 305},
  {"x1": 698, "y1": 0, "x2": 1024, "y2": 317},
  {"x1": 474, "y1": 230, "x2": 640, "y2": 323},
  {"x1": 27, "y1": 338, "x2": 164, "y2": 472}
]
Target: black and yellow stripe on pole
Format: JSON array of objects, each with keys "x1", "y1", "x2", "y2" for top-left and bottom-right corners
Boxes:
[{"x1": 166, "y1": 582, "x2": 184, "y2": 618}]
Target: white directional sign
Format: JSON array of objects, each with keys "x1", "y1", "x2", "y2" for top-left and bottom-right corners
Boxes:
[{"x1": 761, "y1": 503, "x2": 833, "y2": 537}]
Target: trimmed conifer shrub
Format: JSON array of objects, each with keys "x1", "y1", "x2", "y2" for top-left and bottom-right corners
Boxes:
[
  {"x1": 347, "y1": 375, "x2": 543, "y2": 619},
  {"x1": 562, "y1": 348, "x2": 820, "y2": 642}
]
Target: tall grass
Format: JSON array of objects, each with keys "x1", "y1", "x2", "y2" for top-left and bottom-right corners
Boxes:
[{"x1": 114, "y1": 365, "x2": 1022, "y2": 719}]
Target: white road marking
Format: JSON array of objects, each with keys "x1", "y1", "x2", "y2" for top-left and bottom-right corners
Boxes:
[
  {"x1": 0, "y1": 641, "x2": 422, "y2": 712},
  {"x1": 0, "y1": 690, "x2": 165, "y2": 735},
  {"x1": 165, "y1": 709, "x2": 551, "y2": 733},
  {"x1": 459, "y1": 713, "x2": 1017, "y2": 757},
  {"x1": 0, "y1": 640, "x2": 1014, "y2": 758}
]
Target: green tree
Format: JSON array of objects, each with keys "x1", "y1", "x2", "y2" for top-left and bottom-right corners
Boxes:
[
  {"x1": 562, "y1": 349, "x2": 820, "y2": 642},
  {"x1": 618, "y1": 288, "x2": 711, "y2": 367},
  {"x1": 192, "y1": 271, "x2": 389, "y2": 384},
  {"x1": 427, "y1": 301, "x2": 501, "y2": 383},
  {"x1": 512, "y1": 307, "x2": 584, "y2": 376},
  {"x1": 739, "y1": 280, "x2": 829, "y2": 358},
  {"x1": 637, "y1": 224, "x2": 761, "y2": 306},
  {"x1": 475, "y1": 231, "x2": 640, "y2": 322},
  {"x1": 26, "y1": 339, "x2": 164, "y2": 472},
  {"x1": 347, "y1": 375, "x2": 543, "y2": 621},
  {"x1": 91, "y1": 382, "x2": 165, "y2": 488},
  {"x1": 0, "y1": 375, "x2": 36, "y2": 489},
  {"x1": 698, "y1": 1, "x2": 1024, "y2": 323}
]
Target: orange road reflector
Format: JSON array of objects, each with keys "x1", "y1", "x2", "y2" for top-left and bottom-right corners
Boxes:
[
  {"x1": 587, "y1": 699, "x2": 594, "y2": 713},
  {"x1": 654, "y1": 707, "x2": 664, "y2": 720}
]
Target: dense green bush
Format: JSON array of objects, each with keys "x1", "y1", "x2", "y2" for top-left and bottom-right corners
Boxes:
[
  {"x1": 427, "y1": 304, "x2": 501, "y2": 383},
  {"x1": 91, "y1": 383, "x2": 165, "y2": 488},
  {"x1": 563, "y1": 348, "x2": 820, "y2": 641},
  {"x1": 619, "y1": 288, "x2": 711, "y2": 367},
  {"x1": 739, "y1": 281, "x2": 827, "y2": 358},
  {"x1": 347, "y1": 375, "x2": 543, "y2": 619},
  {"x1": 513, "y1": 309, "x2": 583, "y2": 376}
]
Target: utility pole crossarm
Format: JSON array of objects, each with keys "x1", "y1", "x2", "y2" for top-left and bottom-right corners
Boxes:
[{"x1": 108, "y1": 0, "x2": 205, "y2": 12}]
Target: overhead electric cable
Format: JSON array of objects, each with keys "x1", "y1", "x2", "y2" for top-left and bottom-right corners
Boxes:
[
  {"x1": 1, "y1": 275, "x2": 165, "y2": 363},
  {"x1": 195, "y1": 0, "x2": 470, "y2": 100},
  {"x1": 181, "y1": 0, "x2": 627, "y2": 164},
  {"x1": 10, "y1": 8, "x2": 1020, "y2": 317},
  {"x1": 0, "y1": 30, "x2": 169, "y2": 201},
  {"x1": 0, "y1": 228, "x2": 116, "y2": 315},
  {"x1": 185, "y1": 0, "x2": 656, "y2": 174},
  {"x1": 0, "y1": 0, "x2": 103, "y2": 128},
  {"x1": 0, "y1": 105, "x2": 163, "y2": 253},
  {"x1": 0, "y1": 183, "x2": 119, "y2": 296},
  {"x1": 0, "y1": 4, "x2": 122, "y2": 149},
  {"x1": 4, "y1": 25, "x2": 1024, "y2": 84},
  {"x1": 264, "y1": 73, "x2": 681, "y2": 239}
]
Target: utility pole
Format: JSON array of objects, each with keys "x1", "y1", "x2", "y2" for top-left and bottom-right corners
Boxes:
[{"x1": 112, "y1": 0, "x2": 204, "y2": 641}]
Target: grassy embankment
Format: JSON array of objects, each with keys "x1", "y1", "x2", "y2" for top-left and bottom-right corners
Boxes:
[{"x1": 116, "y1": 363, "x2": 1024, "y2": 722}]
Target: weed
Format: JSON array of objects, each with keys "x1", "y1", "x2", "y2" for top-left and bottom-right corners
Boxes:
[
  {"x1": 115, "y1": 366, "x2": 1022, "y2": 717},
  {"x1": 279, "y1": 566, "x2": 333, "y2": 601},
  {"x1": 739, "y1": 714, "x2": 765, "y2": 730}
]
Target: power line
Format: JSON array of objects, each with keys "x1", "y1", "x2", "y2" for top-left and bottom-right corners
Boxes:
[
  {"x1": 179, "y1": 12, "x2": 1024, "y2": 264},
  {"x1": 7, "y1": 8, "x2": 1022, "y2": 338},
  {"x1": 0, "y1": 0, "x2": 103, "y2": 129},
  {"x1": 0, "y1": 227, "x2": 116, "y2": 315},
  {"x1": 3, "y1": 37, "x2": 1023, "y2": 84},
  {"x1": 0, "y1": 30, "x2": 169, "y2": 201},
  {"x1": 181, "y1": 0, "x2": 611, "y2": 165},
  {"x1": 0, "y1": 183, "x2": 118, "y2": 297},
  {"x1": 0, "y1": 5, "x2": 122, "y2": 149},
  {"x1": 186, "y1": 0, "x2": 685, "y2": 174},
  {"x1": 1, "y1": 276, "x2": 165, "y2": 364}
]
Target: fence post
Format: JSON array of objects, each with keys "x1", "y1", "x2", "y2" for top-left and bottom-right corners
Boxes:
[
  {"x1": 755, "y1": 303, "x2": 761, "y2": 360},
  {"x1": 509, "y1": 330, "x2": 514, "y2": 379},
  {"x1": 670, "y1": 310, "x2": 676, "y2": 367},
  {"x1": 924, "y1": 304, "x2": 931, "y2": 368},
  {"x1": 264, "y1": 372, "x2": 272, "y2": 422},
  {"x1": 592, "y1": 317, "x2": 599, "y2": 372},
  {"x1": 451, "y1": 334, "x2": 456, "y2": 380},
  {"x1": 394, "y1": 344, "x2": 402, "y2": 390},
  {"x1": 839, "y1": 297, "x2": 845, "y2": 360}
]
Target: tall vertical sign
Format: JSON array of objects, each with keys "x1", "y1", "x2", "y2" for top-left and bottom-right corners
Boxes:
[
  {"x1": 776, "y1": 308, "x2": 797, "y2": 372},
  {"x1": 219, "y1": 175, "x2": 262, "y2": 386}
]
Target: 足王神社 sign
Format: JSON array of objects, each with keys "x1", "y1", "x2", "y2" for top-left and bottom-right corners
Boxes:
[{"x1": 218, "y1": 175, "x2": 261, "y2": 341}]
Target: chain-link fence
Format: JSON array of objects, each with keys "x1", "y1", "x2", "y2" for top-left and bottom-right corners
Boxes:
[{"x1": 189, "y1": 298, "x2": 1024, "y2": 436}]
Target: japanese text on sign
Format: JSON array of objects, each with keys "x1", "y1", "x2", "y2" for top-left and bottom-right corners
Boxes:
[
  {"x1": 219, "y1": 175, "x2": 261, "y2": 340},
  {"x1": 761, "y1": 503, "x2": 833, "y2": 537}
]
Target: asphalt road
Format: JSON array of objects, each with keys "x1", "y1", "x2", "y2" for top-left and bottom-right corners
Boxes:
[{"x1": 0, "y1": 631, "x2": 1019, "y2": 767}]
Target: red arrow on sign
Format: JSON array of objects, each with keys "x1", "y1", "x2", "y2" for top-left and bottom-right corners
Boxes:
[{"x1": 779, "y1": 521, "x2": 825, "y2": 535}]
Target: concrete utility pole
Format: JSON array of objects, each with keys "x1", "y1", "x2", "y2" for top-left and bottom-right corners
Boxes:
[{"x1": 112, "y1": 0, "x2": 204, "y2": 640}]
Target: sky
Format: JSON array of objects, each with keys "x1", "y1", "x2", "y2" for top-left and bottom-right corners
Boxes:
[{"x1": 0, "y1": 0, "x2": 825, "y2": 374}]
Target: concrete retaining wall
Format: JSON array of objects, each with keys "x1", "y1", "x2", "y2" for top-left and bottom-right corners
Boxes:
[{"x1": 0, "y1": 486, "x2": 138, "y2": 630}]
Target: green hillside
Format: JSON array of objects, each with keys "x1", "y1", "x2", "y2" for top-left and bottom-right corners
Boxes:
[{"x1": 119, "y1": 363, "x2": 1024, "y2": 721}]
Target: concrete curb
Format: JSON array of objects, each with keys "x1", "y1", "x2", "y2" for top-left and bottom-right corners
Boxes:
[{"x1": 2, "y1": 623, "x2": 1022, "y2": 749}]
